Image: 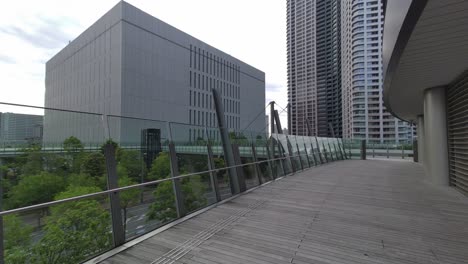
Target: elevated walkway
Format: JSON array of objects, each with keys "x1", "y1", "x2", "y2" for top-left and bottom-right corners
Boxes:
[{"x1": 96, "y1": 160, "x2": 468, "y2": 264}]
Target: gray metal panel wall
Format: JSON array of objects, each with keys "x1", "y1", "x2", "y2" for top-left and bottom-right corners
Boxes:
[
  {"x1": 447, "y1": 71, "x2": 468, "y2": 195},
  {"x1": 44, "y1": 1, "x2": 265, "y2": 144}
]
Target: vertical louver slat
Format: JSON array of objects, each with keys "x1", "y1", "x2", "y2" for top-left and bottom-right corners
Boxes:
[{"x1": 447, "y1": 72, "x2": 468, "y2": 196}]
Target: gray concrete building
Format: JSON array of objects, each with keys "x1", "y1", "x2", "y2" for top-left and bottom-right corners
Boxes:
[
  {"x1": 383, "y1": 0, "x2": 468, "y2": 194},
  {"x1": 45, "y1": 1, "x2": 265, "y2": 144},
  {"x1": 0, "y1": 112, "x2": 43, "y2": 145},
  {"x1": 287, "y1": 0, "x2": 342, "y2": 137}
]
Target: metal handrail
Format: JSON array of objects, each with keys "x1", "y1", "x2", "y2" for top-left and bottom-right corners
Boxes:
[{"x1": 0, "y1": 154, "x2": 304, "y2": 217}]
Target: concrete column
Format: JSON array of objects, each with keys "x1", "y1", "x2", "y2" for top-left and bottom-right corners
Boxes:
[
  {"x1": 423, "y1": 87, "x2": 449, "y2": 186},
  {"x1": 417, "y1": 115, "x2": 425, "y2": 164}
]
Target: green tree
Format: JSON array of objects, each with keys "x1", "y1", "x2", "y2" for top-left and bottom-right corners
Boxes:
[
  {"x1": 100, "y1": 139, "x2": 119, "y2": 155},
  {"x1": 31, "y1": 186, "x2": 111, "y2": 264},
  {"x1": 7, "y1": 172, "x2": 66, "y2": 209},
  {"x1": 62, "y1": 136, "x2": 86, "y2": 173},
  {"x1": 81, "y1": 152, "x2": 106, "y2": 178},
  {"x1": 19, "y1": 145, "x2": 43, "y2": 175},
  {"x1": 147, "y1": 180, "x2": 177, "y2": 222},
  {"x1": 117, "y1": 166, "x2": 141, "y2": 231},
  {"x1": 118, "y1": 149, "x2": 145, "y2": 182},
  {"x1": 4, "y1": 214, "x2": 33, "y2": 264},
  {"x1": 147, "y1": 152, "x2": 171, "y2": 180},
  {"x1": 146, "y1": 153, "x2": 207, "y2": 222},
  {"x1": 63, "y1": 136, "x2": 84, "y2": 153}
]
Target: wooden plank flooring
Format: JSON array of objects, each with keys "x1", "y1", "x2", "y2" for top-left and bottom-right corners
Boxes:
[{"x1": 100, "y1": 160, "x2": 468, "y2": 264}]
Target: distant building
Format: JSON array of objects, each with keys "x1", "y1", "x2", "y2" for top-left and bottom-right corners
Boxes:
[
  {"x1": 45, "y1": 1, "x2": 265, "y2": 144},
  {"x1": 287, "y1": 0, "x2": 342, "y2": 137},
  {"x1": 341, "y1": 0, "x2": 413, "y2": 144},
  {"x1": 0, "y1": 113, "x2": 43, "y2": 145}
]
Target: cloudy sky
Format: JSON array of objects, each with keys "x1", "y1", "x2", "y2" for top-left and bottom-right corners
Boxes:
[{"x1": 0, "y1": 0, "x2": 289, "y2": 123}]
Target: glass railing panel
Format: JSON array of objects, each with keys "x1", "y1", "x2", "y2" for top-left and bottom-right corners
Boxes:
[
  {"x1": 267, "y1": 138, "x2": 284, "y2": 178},
  {"x1": 206, "y1": 127, "x2": 232, "y2": 200},
  {"x1": 123, "y1": 181, "x2": 177, "y2": 241},
  {"x1": 272, "y1": 133, "x2": 292, "y2": 175},
  {"x1": 3, "y1": 191, "x2": 113, "y2": 264},
  {"x1": 107, "y1": 116, "x2": 169, "y2": 184},
  {"x1": 295, "y1": 136, "x2": 310, "y2": 168},
  {"x1": 0, "y1": 103, "x2": 109, "y2": 216},
  {"x1": 250, "y1": 131, "x2": 273, "y2": 183},
  {"x1": 169, "y1": 123, "x2": 215, "y2": 212}
]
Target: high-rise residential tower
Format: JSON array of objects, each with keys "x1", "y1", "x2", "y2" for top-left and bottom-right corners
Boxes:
[
  {"x1": 287, "y1": 0, "x2": 342, "y2": 137},
  {"x1": 341, "y1": 0, "x2": 413, "y2": 144}
]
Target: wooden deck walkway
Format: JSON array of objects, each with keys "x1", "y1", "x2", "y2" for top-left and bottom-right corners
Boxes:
[{"x1": 99, "y1": 160, "x2": 468, "y2": 264}]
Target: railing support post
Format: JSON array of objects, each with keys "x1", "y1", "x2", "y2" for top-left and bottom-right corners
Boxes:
[
  {"x1": 327, "y1": 140, "x2": 335, "y2": 161},
  {"x1": 265, "y1": 141, "x2": 276, "y2": 179},
  {"x1": 322, "y1": 143, "x2": 329, "y2": 163},
  {"x1": 103, "y1": 143, "x2": 125, "y2": 247},
  {"x1": 387, "y1": 144, "x2": 390, "y2": 158},
  {"x1": 251, "y1": 144, "x2": 263, "y2": 185},
  {"x1": 231, "y1": 144, "x2": 246, "y2": 192},
  {"x1": 168, "y1": 143, "x2": 186, "y2": 218},
  {"x1": 212, "y1": 89, "x2": 240, "y2": 194},
  {"x1": 315, "y1": 137, "x2": 324, "y2": 164},
  {"x1": 304, "y1": 143, "x2": 311, "y2": 168},
  {"x1": 311, "y1": 143, "x2": 318, "y2": 165},
  {"x1": 296, "y1": 143, "x2": 304, "y2": 170},
  {"x1": 286, "y1": 137, "x2": 297, "y2": 173},
  {"x1": 360, "y1": 140, "x2": 366, "y2": 160},
  {"x1": 207, "y1": 143, "x2": 221, "y2": 202}
]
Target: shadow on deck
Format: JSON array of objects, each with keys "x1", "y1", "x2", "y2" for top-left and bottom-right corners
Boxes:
[{"x1": 93, "y1": 160, "x2": 468, "y2": 264}]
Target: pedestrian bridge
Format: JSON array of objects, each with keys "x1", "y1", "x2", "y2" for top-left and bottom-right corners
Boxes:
[{"x1": 91, "y1": 160, "x2": 468, "y2": 264}]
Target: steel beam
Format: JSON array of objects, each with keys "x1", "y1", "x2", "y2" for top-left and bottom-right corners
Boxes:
[
  {"x1": 212, "y1": 89, "x2": 240, "y2": 194},
  {"x1": 206, "y1": 143, "x2": 221, "y2": 202},
  {"x1": 103, "y1": 143, "x2": 125, "y2": 247}
]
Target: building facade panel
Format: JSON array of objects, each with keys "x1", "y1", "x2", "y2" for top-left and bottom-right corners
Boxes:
[
  {"x1": 45, "y1": 1, "x2": 265, "y2": 144},
  {"x1": 341, "y1": 0, "x2": 413, "y2": 144},
  {"x1": 287, "y1": 0, "x2": 341, "y2": 137}
]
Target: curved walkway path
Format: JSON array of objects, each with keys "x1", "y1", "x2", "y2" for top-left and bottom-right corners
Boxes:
[{"x1": 97, "y1": 160, "x2": 468, "y2": 264}]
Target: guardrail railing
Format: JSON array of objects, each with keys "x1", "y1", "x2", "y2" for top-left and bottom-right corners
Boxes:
[{"x1": 0, "y1": 102, "x2": 349, "y2": 264}]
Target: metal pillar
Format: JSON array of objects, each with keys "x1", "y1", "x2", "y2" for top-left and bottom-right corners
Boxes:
[
  {"x1": 212, "y1": 89, "x2": 240, "y2": 194},
  {"x1": 413, "y1": 140, "x2": 419, "y2": 162},
  {"x1": 103, "y1": 143, "x2": 125, "y2": 247},
  {"x1": 231, "y1": 144, "x2": 246, "y2": 192},
  {"x1": 274, "y1": 110, "x2": 283, "y2": 134},
  {"x1": 206, "y1": 143, "x2": 221, "y2": 202},
  {"x1": 424, "y1": 86, "x2": 449, "y2": 186},
  {"x1": 168, "y1": 143, "x2": 186, "y2": 218},
  {"x1": 417, "y1": 115, "x2": 425, "y2": 164},
  {"x1": 270, "y1": 102, "x2": 275, "y2": 135}
]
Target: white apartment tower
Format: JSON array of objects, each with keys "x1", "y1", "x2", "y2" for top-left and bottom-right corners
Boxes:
[{"x1": 341, "y1": 0, "x2": 413, "y2": 144}]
